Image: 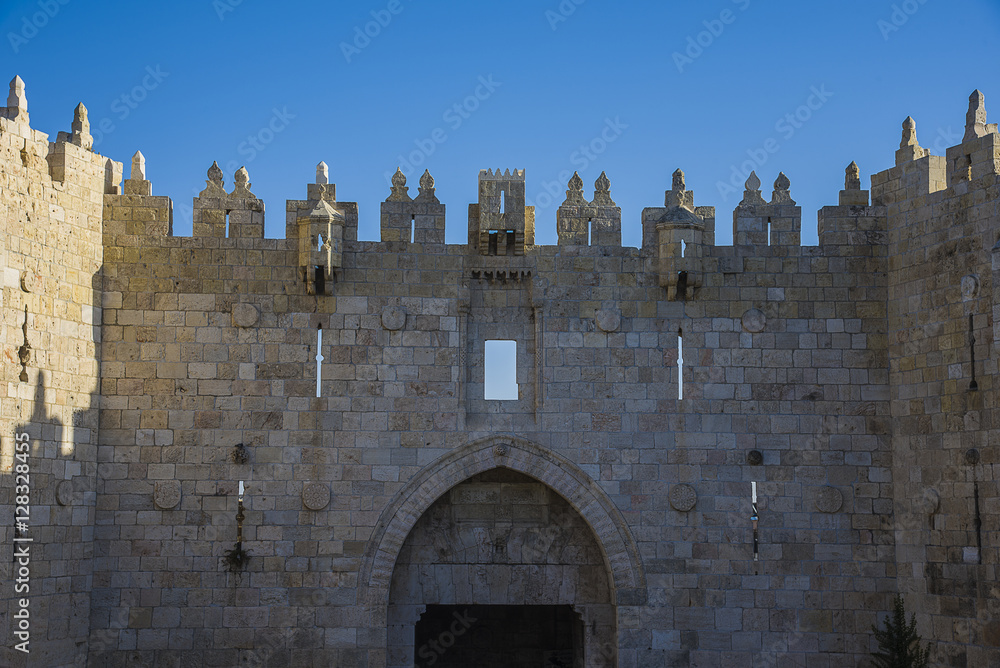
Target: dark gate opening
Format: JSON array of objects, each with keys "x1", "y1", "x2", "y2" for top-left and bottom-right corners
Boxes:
[{"x1": 414, "y1": 604, "x2": 583, "y2": 668}]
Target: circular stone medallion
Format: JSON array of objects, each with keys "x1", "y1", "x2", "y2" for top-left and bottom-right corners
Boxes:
[
  {"x1": 232, "y1": 303, "x2": 260, "y2": 328},
  {"x1": 670, "y1": 483, "x2": 697, "y2": 512},
  {"x1": 154, "y1": 480, "x2": 181, "y2": 509},
  {"x1": 595, "y1": 309, "x2": 621, "y2": 333},
  {"x1": 20, "y1": 271, "x2": 37, "y2": 293},
  {"x1": 815, "y1": 486, "x2": 843, "y2": 514},
  {"x1": 302, "y1": 482, "x2": 330, "y2": 511},
  {"x1": 381, "y1": 306, "x2": 406, "y2": 331},
  {"x1": 741, "y1": 308, "x2": 766, "y2": 333},
  {"x1": 56, "y1": 480, "x2": 74, "y2": 506},
  {"x1": 960, "y1": 275, "x2": 980, "y2": 301}
]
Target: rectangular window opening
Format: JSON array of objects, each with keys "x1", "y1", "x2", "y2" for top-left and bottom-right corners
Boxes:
[
  {"x1": 488, "y1": 230, "x2": 499, "y2": 255},
  {"x1": 410, "y1": 215, "x2": 415, "y2": 243},
  {"x1": 766, "y1": 217, "x2": 772, "y2": 246},
  {"x1": 677, "y1": 329, "x2": 684, "y2": 400},
  {"x1": 499, "y1": 189, "x2": 505, "y2": 215},
  {"x1": 485, "y1": 340, "x2": 518, "y2": 400},
  {"x1": 505, "y1": 230, "x2": 516, "y2": 255},
  {"x1": 225, "y1": 212, "x2": 231, "y2": 238},
  {"x1": 315, "y1": 324, "x2": 324, "y2": 398},
  {"x1": 314, "y1": 266, "x2": 326, "y2": 295},
  {"x1": 587, "y1": 219, "x2": 592, "y2": 246}
]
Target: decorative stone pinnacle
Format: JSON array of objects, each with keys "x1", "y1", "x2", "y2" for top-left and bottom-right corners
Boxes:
[
  {"x1": 901, "y1": 116, "x2": 918, "y2": 148},
  {"x1": 596, "y1": 171, "x2": 610, "y2": 192},
  {"x1": 964, "y1": 89, "x2": 988, "y2": 142},
  {"x1": 8, "y1": 75, "x2": 27, "y2": 120},
  {"x1": 739, "y1": 171, "x2": 766, "y2": 208},
  {"x1": 771, "y1": 171, "x2": 795, "y2": 205},
  {"x1": 231, "y1": 166, "x2": 255, "y2": 198},
  {"x1": 70, "y1": 102, "x2": 93, "y2": 149},
  {"x1": 388, "y1": 167, "x2": 410, "y2": 202},
  {"x1": 592, "y1": 171, "x2": 615, "y2": 206},
  {"x1": 131, "y1": 151, "x2": 146, "y2": 180},
  {"x1": 845, "y1": 161, "x2": 861, "y2": 190},
  {"x1": 316, "y1": 161, "x2": 329, "y2": 185},
  {"x1": 563, "y1": 171, "x2": 587, "y2": 206},
  {"x1": 415, "y1": 169, "x2": 438, "y2": 203},
  {"x1": 208, "y1": 161, "x2": 224, "y2": 184},
  {"x1": 391, "y1": 168, "x2": 406, "y2": 188},
  {"x1": 73, "y1": 103, "x2": 89, "y2": 131},
  {"x1": 672, "y1": 168, "x2": 685, "y2": 192}
]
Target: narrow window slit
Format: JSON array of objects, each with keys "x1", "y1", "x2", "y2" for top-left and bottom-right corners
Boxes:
[
  {"x1": 751, "y1": 482, "x2": 759, "y2": 563},
  {"x1": 225, "y1": 212, "x2": 231, "y2": 238},
  {"x1": 677, "y1": 328, "x2": 684, "y2": 400},
  {"x1": 410, "y1": 215, "x2": 415, "y2": 243},
  {"x1": 315, "y1": 324, "x2": 324, "y2": 398},
  {"x1": 587, "y1": 219, "x2": 593, "y2": 246},
  {"x1": 969, "y1": 314, "x2": 978, "y2": 391}
]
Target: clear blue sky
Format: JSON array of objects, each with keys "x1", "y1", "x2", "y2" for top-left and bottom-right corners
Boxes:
[{"x1": 4, "y1": 0, "x2": 1000, "y2": 247}]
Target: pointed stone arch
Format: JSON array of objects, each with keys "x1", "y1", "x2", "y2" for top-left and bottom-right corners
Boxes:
[{"x1": 358, "y1": 435, "x2": 647, "y2": 621}]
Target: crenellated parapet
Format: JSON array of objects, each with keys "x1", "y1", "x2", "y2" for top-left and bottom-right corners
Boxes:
[
  {"x1": 380, "y1": 168, "x2": 446, "y2": 244},
  {"x1": 732, "y1": 171, "x2": 801, "y2": 248},
  {"x1": 190, "y1": 162, "x2": 264, "y2": 239},
  {"x1": 556, "y1": 171, "x2": 622, "y2": 246}
]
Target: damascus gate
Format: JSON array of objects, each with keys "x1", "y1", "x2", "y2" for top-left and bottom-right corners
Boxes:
[{"x1": 0, "y1": 74, "x2": 998, "y2": 667}]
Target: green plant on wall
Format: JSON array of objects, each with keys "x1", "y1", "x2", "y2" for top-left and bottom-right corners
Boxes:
[{"x1": 871, "y1": 595, "x2": 929, "y2": 668}]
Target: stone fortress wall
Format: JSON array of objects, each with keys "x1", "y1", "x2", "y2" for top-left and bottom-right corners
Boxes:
[{"x1": 0, "y1": 74, "x2": 997, "y2": 666}]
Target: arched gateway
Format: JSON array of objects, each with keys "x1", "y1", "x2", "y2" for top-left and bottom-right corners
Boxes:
[{"x1": 358, "y1": 436, "x2": 646, "y2": 667}]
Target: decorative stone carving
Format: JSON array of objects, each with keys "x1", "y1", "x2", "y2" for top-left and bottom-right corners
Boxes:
[
  {"x1": 493, "y1": 443, "x2": 508, "y2": 458},
  {"x1": 563, "y1": 172, "x2": 587, "y2": 206},
  {"x1": 381, "y1": 306, "x2": 406, "y2": 331},
  {"x1": 56, "y1": 480, "x2": 74, "y2": 506},
  {"x1": 739, "y1": 171, "x2": 767, "y2": 208},
  {"x1": 961, "y1": 274, "x2": 980, "y2": 301},
  {"x1": 154, "y1": 480, "x2": 181, "y2": 509},
  {"x1": 770, "y1": 172, "x2": 795, "y2": 205},
  {"x1": 231, "y1": 303, "x2": 260, "y2": 328},
  {"x1": 741, "y1": 308, "x2": 766, "y2": 333},
  {"x1": 595, "y1": 309, "x2": 621, "y2": 333},
  {"x1": 920, "y1": 488, "x2": 940, "y2": 514},
  {"x1": 815, "y1": 486, "x2": 843, "y2": 514},
  {"x1": 669, "y1": 483, "x2": 697, "y2": 512},
  {"x1": 592, "y1": 171, "x2": 616, "y2": 206},
  {"x1": 20, "y1": 270, "x2": 37, "y2": 293},
  {"x1": 388, "y1": 168, "x2": 410, "y2": 202},
  {"x1": 302, "y1": 482, "x2": 330, "y2": 510}
]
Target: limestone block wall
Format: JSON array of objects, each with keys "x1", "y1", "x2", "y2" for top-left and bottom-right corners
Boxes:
[
  {"x1": 81, "y1": 156, "x2": 906, "y2": 667},
  {"x1": 0, "y1": 79, "x2": 116, "y2": 668},
  {"x1": 1, "y1": 74, "x2": 996, "y2": 667},
  {"x1": 876, "y1": 117, "x2": 1000, "y2": 667}
]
